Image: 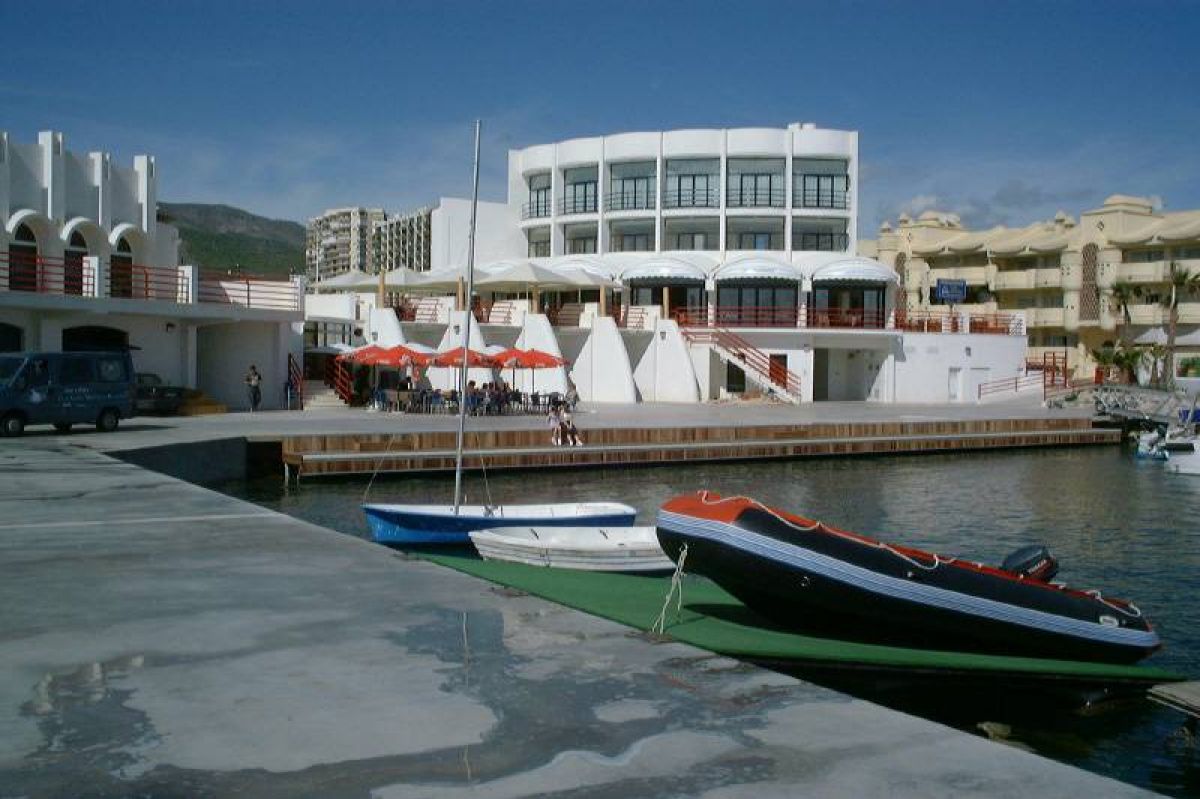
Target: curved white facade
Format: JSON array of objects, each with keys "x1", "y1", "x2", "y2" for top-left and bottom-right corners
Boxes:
[{"x1": 506, "y1": 122, "x2": 858, "y2": 265}]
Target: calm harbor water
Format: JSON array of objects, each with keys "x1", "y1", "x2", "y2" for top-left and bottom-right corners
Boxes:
[{"x1": 216, "y1": 445, "x2": 1200, "y2": 796}]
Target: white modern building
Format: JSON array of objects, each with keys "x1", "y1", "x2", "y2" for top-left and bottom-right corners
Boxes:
[
  {"x1": 1, "y1": 130, "x2": 305, "y2": 411},
  {"x1": 308, "y1": 124, "x2": 1028, "y2": 405}
]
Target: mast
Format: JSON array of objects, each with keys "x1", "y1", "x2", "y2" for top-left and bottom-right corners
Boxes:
[{"x1": 453, "y1": 119, "x2": 482, "y2": 514}]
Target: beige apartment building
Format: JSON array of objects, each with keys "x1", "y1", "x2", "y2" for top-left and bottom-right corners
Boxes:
[
  {"x1": 862, "y1": 195, "x2": 1200, "y2": 376},
  {"x1": 305, "y1": 207, "x2": 386, "y2": 280},
  {"x1": 372, "y1": 206, "x2": 432, "y2": 273}
]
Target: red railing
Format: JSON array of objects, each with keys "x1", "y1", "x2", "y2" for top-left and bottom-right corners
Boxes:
[
  {"x1": 197, "y1": 270, "x2": 299, "y2": 311},
  {"x1": 113, "y1": 262, "x2": 190, "y2": 302},
  {"x1": 977, "y1": 372, "x2": 1045, "y2": 400},
  {"x1": 682, "y1": 327, "x2": 803, "y2": 398},
  {"x1": 805, "y1": 307, "x2": 888, "y2": 330},
  {"x1": 893, "y1": 309, "x2": 965, "y2": 334},
  {"x1": 326, "y1": 356, "x2": 354, "y2": 404},
  {"x1": 287, "y1": 353, "x2": 304, "y2": 410},
  {"x1": 1, "y1": 252, "x2": 96, "y2": 296},
  {"x1": 413, "y1": 299, "x2": 443, "y2": 323}
]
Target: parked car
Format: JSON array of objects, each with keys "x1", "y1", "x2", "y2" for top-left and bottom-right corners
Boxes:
[
  {"x1": 135, "y1": 373, "x2": 185, "y2": 415},
  {"x1": 0, "y1": 351, "x2": 136, "y2": 436}
]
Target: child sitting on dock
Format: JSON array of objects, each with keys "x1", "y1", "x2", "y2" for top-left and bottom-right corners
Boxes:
[
  {"x1": 562, "y1": 409, "x2": 583, "y2": 447},
  {"x1": 547, "y1": 405, "x2": 563, "y2": 446}
]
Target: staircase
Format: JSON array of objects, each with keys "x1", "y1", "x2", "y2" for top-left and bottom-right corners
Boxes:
[
  {"x1": 302, "y1": 380, "x2": 348, "y2": 410},
  {"x1": 681, "y1": 327, "x2": 803, "y2": 404}
]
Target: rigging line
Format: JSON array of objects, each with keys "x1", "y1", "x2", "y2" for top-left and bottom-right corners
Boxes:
[
  {"x1": 652, "y1": 544, "x2": 689, "y2": 635},
  {"x1": 362, "y1": 432, "x2": 398, "y2": 501}
]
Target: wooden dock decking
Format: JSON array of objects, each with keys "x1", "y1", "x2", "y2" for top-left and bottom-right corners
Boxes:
[{"x1": 281, "y1": 416, "x2": 1119, "y2": 479}]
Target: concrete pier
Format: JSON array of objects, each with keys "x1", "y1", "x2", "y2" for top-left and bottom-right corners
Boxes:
[{"x1": 0, "y1": 437, "x2": 1156, "y2": 796}]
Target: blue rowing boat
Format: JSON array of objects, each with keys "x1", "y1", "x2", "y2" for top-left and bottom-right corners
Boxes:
[{"x1": 363, "y1": 502, "x2": 638, "y2": 545}]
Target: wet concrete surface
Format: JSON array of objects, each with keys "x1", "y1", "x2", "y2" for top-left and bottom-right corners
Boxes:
[{"x1": 0, "y1": 440, "x2": 1154, "y2": 797}]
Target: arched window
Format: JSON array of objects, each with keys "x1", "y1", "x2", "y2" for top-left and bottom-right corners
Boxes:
[
  {"x1": 8, "y1": 223, "x2": 38, "y2": 292},
  {"x1": 63, "y1": 230, "x2": 88, "y2": 296},
  {"x1": 111, "y1": 235, "x2": 133, "y2": 298}
]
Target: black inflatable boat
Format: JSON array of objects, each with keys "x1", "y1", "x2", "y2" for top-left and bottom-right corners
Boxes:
[{"x1": 656, "y1": 491, "x2": 1160, "y2": 664}]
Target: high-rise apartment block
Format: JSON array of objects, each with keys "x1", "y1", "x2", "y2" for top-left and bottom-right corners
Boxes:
[
  {"x1": 372, "y1": 207, "x2": 432, "y2": 273},
  {"x1": 305, "y1": 207, "x2": 386, "y2": 280}
]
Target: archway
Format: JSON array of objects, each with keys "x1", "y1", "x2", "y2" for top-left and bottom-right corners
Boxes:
[
  {"x1": 62, "y1": 325, "x2": 129, "y2": 352},
  {"x1": 0, "y1": 322, "x2": 22, "y2": 352},
  {"x1": 8, "y1": 223, "x2": 38, "y2": 292},
  {"x1": 111, "y1": 236, "x2": 133, "y2": 298},
  {"x1": 64, "y1": 230, "x2": 88, "y2": 296}
]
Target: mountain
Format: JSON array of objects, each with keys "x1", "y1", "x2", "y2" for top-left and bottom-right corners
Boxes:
[{"x1": 159, "y1": 202, "x2": 306, "y2": 277}]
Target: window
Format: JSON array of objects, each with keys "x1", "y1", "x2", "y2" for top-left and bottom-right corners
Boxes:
[
  {"x1": 96, "y1": 357, "x2": 128, "y2": 383},
  {"x1": 793, "y1": 159, "x2": 850, "y2": 209},
  {"x1": 527, "y1": 239, "x2": 550, "y2": 257},
  {"x1": 727, "y1": 159, "x2": 785, "y2": 207},
  {"x1": 620, "y1": 233, "x2": 652, "y2": 252},
  {"x1": 1177, "y1": 246, "x2": 1200, "y2": 260},
  {"x1": 567, "y1": 236, "x2": 596, "y2": 254},
  {"x1": 737, "y1": 232, "x2": 774, "y2": 250},
  {"x1": 608, "y1": 162, "x2": 655, "y2": 210},
  {"x1": 58, "y1": 357, "x2": 94, "y2": 385},
  {"x1": 672, "y1": 232, "x2": 708, "y2": 250},
  {"x1": 1123, "y1": 249, "x2": 1166, "y2": 263},
  {"x1": 526, "y1": 173, "x2": 551, "y2": 218},
  {"x1": 562, "y1": 166, "x2": 598, "y2": 214},
  {"x1": 111, "y1": 236, "x2": 134, "y2": 299},
  {"x1": 664, "y1": 159, "x2": 719, "y2": 208},
  {"x1": 793, "y1": 218, "x2": 849, "y2": 251},
  {"x1": 9, "y1": 223, "x2": 38, "y2": 293}
]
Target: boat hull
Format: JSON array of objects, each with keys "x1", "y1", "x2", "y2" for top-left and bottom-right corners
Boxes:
[
  {"x1": 364, "y1": 504, "x2": 637, "y2": 545},
  {"x1": 470, "y1": 526, "x2": 675, "y2": 572},
  {"x1": 657, "y1": 493, "x2": 1160, "y2": 664}
]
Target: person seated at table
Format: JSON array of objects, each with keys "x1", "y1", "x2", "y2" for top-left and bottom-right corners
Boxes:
[{"x1": 430, "y1": 389, "x2": 445, "y2": 412}]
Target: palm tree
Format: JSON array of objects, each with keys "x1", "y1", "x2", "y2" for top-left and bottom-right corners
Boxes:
[
  {"x1": 1109, "y1": 280, "x2": 1141, "y2": 347},
  {"x1": 1147, "y1": 343, "x2": 1168, "y2": 386},
  {"x1": 1162, "y1": 261, "x2": 1200, "y2": 387}
]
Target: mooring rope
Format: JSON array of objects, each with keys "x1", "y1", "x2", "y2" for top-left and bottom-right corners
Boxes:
[{"x1": 651, "y1": 543, "x2": 688, "y2": 635}]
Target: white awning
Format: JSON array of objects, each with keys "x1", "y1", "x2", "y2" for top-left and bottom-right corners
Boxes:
[
  {"x1": 811, "y1": 258, "x2": 899, "y2": 284},
  {"x1": 622, "y1": 257, "x2": 707, "y2": 283},
  {"x1": 713, "y1": 256, "x2": 801, "y2": 282}
]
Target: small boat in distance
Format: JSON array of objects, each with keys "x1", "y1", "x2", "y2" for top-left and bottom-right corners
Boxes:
[
  {"x1": 656, "y1": 491, "x2": 1161, "y2": 664},
  {"x1": 470, "y1": 525, "x2": 673, "y2": 572},
  {"x1": 365, "y1": 503, "x2": 637, "y2": 545}
]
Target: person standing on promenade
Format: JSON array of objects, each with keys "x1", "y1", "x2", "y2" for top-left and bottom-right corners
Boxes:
[{"x1": 245, "y1": 365, "x2": 262, "y2": 412}]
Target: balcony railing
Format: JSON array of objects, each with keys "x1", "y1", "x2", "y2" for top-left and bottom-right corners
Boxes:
[
  {"x1": 198, "y1": 270, "x2": 301, "y2": 311},
  {"x1": 726, "y1": 186, "x2": 785, "y2": 208},
  {"x1": 604, "y1": 192, "x2": 656, "y2": 212},
  {"x1": 557, "y1": 195, "x2": 598, "y2": 215},
  {"x1": 520, "y1": 200, "x2": 551, "y2": 220},
  {"x1": 668, "y1": 304, "x2": 1025, "y2": 336},
  {"x1": 662, "y1": 187, "x2": 720, "y2": 209},
  {"x1": 793, "y1": 233, "x2": 849, "y2": 252},
  {"x1": 1, "y1": 253, "x2": 95, "y2": 296},
  {"x1": 795, "y1": 187, "x2": 850, "y2": 210}
]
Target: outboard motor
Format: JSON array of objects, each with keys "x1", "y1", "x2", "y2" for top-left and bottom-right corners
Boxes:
[{"x1": 1001, "y1": 544, "x2": 1059, "y2": 582}]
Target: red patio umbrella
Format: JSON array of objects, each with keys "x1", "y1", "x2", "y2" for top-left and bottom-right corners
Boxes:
[
  {"x1": 519, "y1": 349, "x2": 569, "y2": 368},
  {"x1": 432, "y1": 347, "x2": 498, "y2": 368},
  {"x1": 339, "y1": 345, "x2": 386, "y2": 365},
  {"x1": 373, "y1": 345, "x2": 432, "y2": 368}
]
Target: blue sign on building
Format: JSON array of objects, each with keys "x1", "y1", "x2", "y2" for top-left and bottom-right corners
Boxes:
[{"x1": 935, "y1": 279, "x2": 968, "y2": 304}]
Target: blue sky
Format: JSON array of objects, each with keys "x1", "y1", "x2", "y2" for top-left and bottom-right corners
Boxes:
[{"x1": 3, "y1": 0, "x2": 1198, "y2": 233}]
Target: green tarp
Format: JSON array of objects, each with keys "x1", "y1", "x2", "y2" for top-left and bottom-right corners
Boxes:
[{"x1": 418, "y1": 551, "x2": 1183, "y2": 684}]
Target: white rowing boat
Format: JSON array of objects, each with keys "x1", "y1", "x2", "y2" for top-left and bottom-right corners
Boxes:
[{"x1": 469, "y1": 526, "x2": 674, "y2": 572}]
